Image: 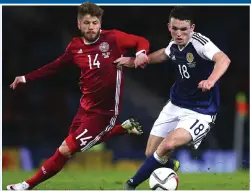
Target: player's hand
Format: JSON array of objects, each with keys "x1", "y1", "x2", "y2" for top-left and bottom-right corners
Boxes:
[
  {"x1": 114, "y1": 57, "x2": 135, "y2": 68},
  {"x1": 198, "y1": 80, "x2": 215, "y2": 92},
  {"x1": 10, "y1": 76, "x2": 26, "y2": 90},
  {"x1": 134, "y1": 53, "x2": 149, "y2": 69}
]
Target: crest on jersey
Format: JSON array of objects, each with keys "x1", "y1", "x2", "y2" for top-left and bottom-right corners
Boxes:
[
  {"x1": 186, "y1": 53, "x2": 194, "y2": 63},
  {"x1": 99, "y1": 42, "x2": 109, "y2": 53}
]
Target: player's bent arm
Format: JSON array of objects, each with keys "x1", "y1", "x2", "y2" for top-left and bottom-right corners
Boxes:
[
  {"x1": 192, "y1": 33, "x2": 231, "y2": 84},
  {"x1": 148, "y1": 48, "x2": 169, "y2": 64},
  {"x1": 114, "y1": 30, "x2": 150, "y2": 55},
  {"x1": 24, "y1": 42, "x2": 73, "y2": 82},
  {"x1": 207, "y1": 51, "x2": 231, "y2": 84}
]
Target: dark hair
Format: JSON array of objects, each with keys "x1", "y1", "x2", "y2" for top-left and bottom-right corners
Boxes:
[
  {"x1": 169, "y1": 6, "x2": 194, "y2": 24},
  {"x1": 78, "y1": 2, "x2": 104, "y2": 20}
]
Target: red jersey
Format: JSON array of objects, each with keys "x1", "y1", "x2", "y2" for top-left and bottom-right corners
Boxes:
[{"x1": 25, "y1": 29, "x2": 149, "y2": 115}]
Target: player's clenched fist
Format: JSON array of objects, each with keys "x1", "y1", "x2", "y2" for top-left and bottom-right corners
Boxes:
[
  {"x1": 134, "y1": 53, "x2": 149, "y2": 69},
  {"x1": 198, "y1": 79, "x2": 215, "y2": 92},
  {"x1": 10, "y1": 76, "x2": 26, "y2": 90}
]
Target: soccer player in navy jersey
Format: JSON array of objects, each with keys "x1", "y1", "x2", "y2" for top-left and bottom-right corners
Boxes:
[
  {"x1": 7, "y1": 2, "x2": 149, "y2": 190},
  {"x1": 116, "y1": 6, "x2": 231, "y2": 189}
]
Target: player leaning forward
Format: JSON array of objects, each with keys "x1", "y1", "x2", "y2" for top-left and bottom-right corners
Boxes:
[
  {"x1": 7, "y1": 2, "x2": 149, "y2": 190},
  {"x1": 116, "y1": 6, "x2": 231, "y2": 189}
]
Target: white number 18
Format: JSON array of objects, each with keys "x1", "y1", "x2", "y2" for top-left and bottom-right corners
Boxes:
[{"x1": 178, "y1": 64, "x2": 190, "y2": 79}]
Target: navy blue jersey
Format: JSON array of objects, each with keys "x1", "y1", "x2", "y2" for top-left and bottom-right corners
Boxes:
[{"x1": 165, "y1": 32, "x2": 221, "y2": 115}]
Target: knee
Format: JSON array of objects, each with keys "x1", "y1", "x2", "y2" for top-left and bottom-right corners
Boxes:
[
  {"x1": 59, "y1": 141, "x2": 73, "y2": 158},
  {"x1": 164, "y1": 128, "x2": 192, "y2": 151},
  {"x1": 164, "y1": 140, "x2": 177, "y2": 151},
  {"x1": 155, "y1": 140, "x2": 176, "y2": 157}
]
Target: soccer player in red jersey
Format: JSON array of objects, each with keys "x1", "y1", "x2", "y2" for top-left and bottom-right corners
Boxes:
[{"x1": 7, "y1": 2, "x2": 149, "y2": 190}]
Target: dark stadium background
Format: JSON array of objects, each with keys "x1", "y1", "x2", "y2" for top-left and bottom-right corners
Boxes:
[{"x1": 2, "y1": 6, "x2": 249, "y2": 172}]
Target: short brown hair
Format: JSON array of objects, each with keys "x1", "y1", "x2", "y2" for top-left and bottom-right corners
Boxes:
[{"x1": 78, "y1": 2, "x2": 104, "y2": 20}]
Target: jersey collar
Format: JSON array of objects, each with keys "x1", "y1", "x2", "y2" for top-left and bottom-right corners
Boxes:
[{"x1": 177, "y1": 32, "x2": 194, "y2": 51}]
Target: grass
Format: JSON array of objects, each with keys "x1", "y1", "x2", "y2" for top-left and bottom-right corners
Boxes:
[{"x1": 2, "y1": 169, "x2": 249, "y2": 190}]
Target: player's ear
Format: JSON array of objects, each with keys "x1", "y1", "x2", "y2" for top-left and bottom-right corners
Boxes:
[
  {"x1": 77, "y1": 20, "x2": 81, "y2": 30},
  {"x1": 98, "y1": 17, "x2": 102, "y2": 25},
  {"x1": 191, "y1": 24, "x2": 195, "y2": 31},
  {"x1": 167, "y1": 23, "x2": 171, "y2": 32}
]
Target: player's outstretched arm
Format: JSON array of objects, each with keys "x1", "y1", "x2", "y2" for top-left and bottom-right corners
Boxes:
[
  {"x1": 114, "y1": 48, "x2": 168, "y2": 68},
  {"x1": 10, "y1": 42, "x2": 73, "y2": 89},
  {"x1": 148, "y1": 48, "x2": 169, "y2": 64},
  {"x1": 198, "y1": 51, "x2": 230, "y2": 91},
  {"x1": 10, "y1": 76, "x2": 26, "y2": 90}
]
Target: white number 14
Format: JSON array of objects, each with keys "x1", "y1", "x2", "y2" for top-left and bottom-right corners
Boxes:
[{"x1": 88, "y1": 54, "x2": 100, "y2": 69}]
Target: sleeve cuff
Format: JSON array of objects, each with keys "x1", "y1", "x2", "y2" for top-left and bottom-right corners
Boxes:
[
  {"x1": 136, "y1": 50, "x2": 146, "y2": 56},
  {"x1": 22, "y1": 76, "x2": 26, "y2": 83}
]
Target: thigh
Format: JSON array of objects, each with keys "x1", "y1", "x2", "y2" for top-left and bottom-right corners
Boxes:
[
  {"x1": 176, "y1": 111, "x2": 216, "y2": 149},
  {"x1": 66, "y1": 112, "x2": 117, "y2": 153},
  {"x1": 150, "y1": 102, "x2": 180, "y2": 138},
  {"x1": 68, "y1": 106, "x2": 87, "y2": 134}
]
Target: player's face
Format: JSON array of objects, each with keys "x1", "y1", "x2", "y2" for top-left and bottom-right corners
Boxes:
[
  {"x1": 168, "y1": 18, "x2": 195, "y2": 47},
  {"x1": 78, "y1": 14, "x2": 101, "y2": 43}
]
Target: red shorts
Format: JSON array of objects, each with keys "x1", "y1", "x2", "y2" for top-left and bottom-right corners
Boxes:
[{"x1": 65, "y1": 107, "x2": 117, "y2": 153}]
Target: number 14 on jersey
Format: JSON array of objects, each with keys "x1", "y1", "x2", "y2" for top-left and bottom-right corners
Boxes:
[{"x1": 88, "y1": 54, "x2": 100, "y2": 69}]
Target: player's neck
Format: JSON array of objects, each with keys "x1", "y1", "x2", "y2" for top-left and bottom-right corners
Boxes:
[
  {"x1": 178, "y1": 41, "x2": 189, "y2": 50},
  {"x1": 83, "y1": 36, "x2": 100, "y2": 45}
]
